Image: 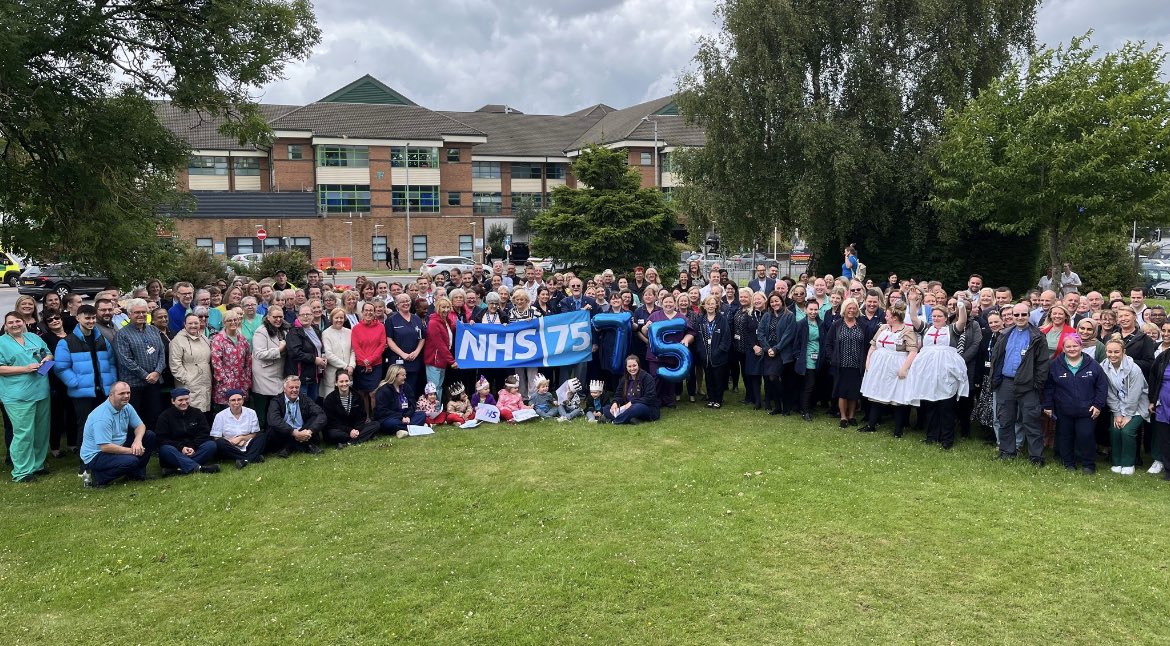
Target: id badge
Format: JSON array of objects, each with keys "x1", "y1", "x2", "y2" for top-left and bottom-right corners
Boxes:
[
  {"x1": 984, "y1": 361, "x2": 991, "y2": 369},
  {"x1": 810, "y1": 351, "x2": 819, "y2": 361},
  {"x1": 396, "y1": 359, "x2": 405, "y2": 365}
]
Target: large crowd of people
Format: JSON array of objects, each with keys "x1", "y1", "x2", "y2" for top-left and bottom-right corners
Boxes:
[{"x1": 3, "y1": 253, "x2": 1169, "y2": 488}]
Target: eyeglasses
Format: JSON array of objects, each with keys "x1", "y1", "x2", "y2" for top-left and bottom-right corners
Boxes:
[
  {"x1": 46, "y1": 316, "x2": 62, "y2": 322},
  {"x1": 197, "y1": 315, "x2": 209, "y2": 319},
  {"x1": 1013, "y1": 313, "x2": 1029, "y2": 318}
]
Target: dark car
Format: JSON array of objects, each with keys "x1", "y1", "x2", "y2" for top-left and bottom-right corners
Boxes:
[{"x1": 18, "y1": 264, "x2": 110, "y2": 301}]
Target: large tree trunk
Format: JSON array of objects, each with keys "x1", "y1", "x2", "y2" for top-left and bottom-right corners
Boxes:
[{"x1": 1046, "y1": 222, "x2": 1061, "y2": 274}]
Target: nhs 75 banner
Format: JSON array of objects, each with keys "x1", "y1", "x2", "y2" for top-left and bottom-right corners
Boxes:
[{"x1": 454, "y1": 311, "x2": 593, "y2": 369}]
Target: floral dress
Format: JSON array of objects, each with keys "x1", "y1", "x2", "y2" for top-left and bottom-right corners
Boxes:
[{"x1": 210, "y1": 331, "x2": 253, "y2": 405}]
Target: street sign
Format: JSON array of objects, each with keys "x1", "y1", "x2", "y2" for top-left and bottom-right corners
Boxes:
[
  {"x1": 504, "y1": 234, "x2": 512, "y2": 252},
  {"x1": 256, "y1": 228, "x2": 267, "y2": 241}
]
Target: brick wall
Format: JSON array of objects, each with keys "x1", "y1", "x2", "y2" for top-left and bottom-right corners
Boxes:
[{"x1": 271, "y1": 140, "x2": 316, "y2": 192}]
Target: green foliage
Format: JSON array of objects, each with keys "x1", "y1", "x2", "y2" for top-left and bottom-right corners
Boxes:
[
  {"x1": 487, "y1": 223, "x2": 509, "y2": 259},
  {"x1": 243, "y1": 250, "x2": 312, "y2": 285},
  {"x1": 161, "y1": 244, "x2": 232, "y2": 288},
  {"x1": 6, "y1": 407, "x2": 1170, "y2": 643},
  {"x1": 1063, "y1": 231, "x2": 1141, "y2": 294},
  {"x1": 512, "y1": 195, "x2": 542, "y2": 236},
  {"x1": 530, "y1": 145, "x2": 678, "y2": 274},
  {"x1": 0, "y1": 0, "x2": 320, "y2": 285},
  {"x1": 931, "y1": 34, "x2": 1170, "y2": 268},
  {"x1": 675, "y1": 0, "x2": 1039, "y2": 275}
]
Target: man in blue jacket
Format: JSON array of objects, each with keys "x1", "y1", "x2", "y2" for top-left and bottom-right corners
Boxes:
[{"x1": 54, "y1": 304, "x2": 117, "y2": 445}]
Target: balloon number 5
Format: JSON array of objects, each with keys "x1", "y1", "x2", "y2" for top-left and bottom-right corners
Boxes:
[{"x1": 648, "y1": 317, "x2": 691, "y2": 382}]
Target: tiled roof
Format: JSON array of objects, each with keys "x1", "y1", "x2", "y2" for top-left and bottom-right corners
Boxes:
[
  {"x1": 567, "y1": 95, "x2": 705, "y2": 150},
  {"x1": 565, "y1": 103, "x2": 614, "y2": 118},
  {"x1": 474, "y1": 104, "x2": 525, "y2": 114},
  {"x1": 154, "y1": 101, "x2": 301, "y2": 150},
  {"x1": 270, "y1": 102, "x2": 485, "y2": 140},
  {"x1": 438, "y1": 111, "x2": 605, "y2": 157}
]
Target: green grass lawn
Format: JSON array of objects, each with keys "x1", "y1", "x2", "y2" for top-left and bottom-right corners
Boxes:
[{"x1": 4, "y1": 405, "x2": 1170, "y2": 645}]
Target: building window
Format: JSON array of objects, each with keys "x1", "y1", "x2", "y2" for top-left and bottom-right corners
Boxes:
[
  {"x1": 661, "y1": 187, "x2": 674, "y2": 202},
  {"x1": 639, "y1": 152, "x2": 652, "y2": 166},
  {"x1": 471, "y1": 161, "x2": 501, "y2": 179},
  {"x1": 226, "y1": 237, "x2": 255, "y2": 257},
  {"x1": 391, "y1": 147, "x2": 439, "y2": 168},
  {"x1": 316, "y1": 145, "x2": 369, "y2": 168},
  {"x1": 288, "y1": 145, "x2": 304, "y2": 160},
  {"x1": 446, "y1": 148, "x2": 461, "y2": 163},
  {"x1": 511, "y1": 162, "x2": 542, "y2": 179},
  {"x1": 234, "y1": 157, "x2": 260, "y2": 176},
  {"x1": 371, "y1": 236, "x2": 388, "y2": 262},
  {"x1": 412, "y1": 235, "x2": 427, "y2": 261},
  {"x1": 459, "y1": 235, "x2": 473, "y2": 258},
  {"x1": 511, "y1": 192, "x2": 544, "y2": 210},
  {"x1": 447, "y1": 191, "x2": 461, "y2": 206},
  {"x1": 472, "y1": 192, "x2": 502, "y2": 214},
  {"x1": 661, "y1": 152, "x2": 672, "y2": 172},
  {"x1": 195, "y1": 238, "x2": 214, "y2": 252},
  {"x1": 545, "y1": 164, "x2": 566, "y2": 180},
  {"x1": 188, "y1": 155, "x2": 227, "y2": 176},
  {"x1": 392, "y1": 185, "x2": 440, "y2": 213},
  {"x1": 318, "y1": 184, "x2": 371, "y2": 213}
]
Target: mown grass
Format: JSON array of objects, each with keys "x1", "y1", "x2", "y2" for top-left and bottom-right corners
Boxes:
[{"x1": 3, "y1": 404, "x2": 1169, "y2": 645}]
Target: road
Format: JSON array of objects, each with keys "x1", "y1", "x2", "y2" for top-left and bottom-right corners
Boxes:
[{"x1": 0, "y1": 285, "x2": 19, "y2": 315}]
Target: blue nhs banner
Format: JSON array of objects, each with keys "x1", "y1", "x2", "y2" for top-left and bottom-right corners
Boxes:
[{"x1": 454, "y1": 311, "x2": 593, "y2": 369}]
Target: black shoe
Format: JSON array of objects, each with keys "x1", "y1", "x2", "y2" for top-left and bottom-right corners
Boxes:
[
  {"x1": 753, "y1": 404, "x2": 763, "y2": 411},
  {"x1": 276, "y1": 448, "x2": 291, "y2": 459},
  {"x1": 940, "y1": 444, "x2": 953, "y2": 451},
  {"x1": 235, "y1": 459, "x2": 248, "y2": 470},
  {"x1": 254, "y1": 455, "x2": 266, "y2": 464},
  {"x1": 769, "y1": 409, "x2": 783, "y2": 416},
  {"x1": 1162, "y1": 471, "x2": 1170, "y2": 481},
  {"x1": 160, "y1": 467, "x2": 178, "y2": 478},
  {"x1": 307, "y1": 444, "x2": 322, "y2": 455},
  {"x1": 337, "y1": 443, "x2": 349, "y2": 450},
  {"x1": 1030, "y1": 457, "x2": 1046, "y2": 467},
  {"x1": 34, "y1": 467, "x2": 50, "y2": 476},
  {"x1": 802, "y1": 412, "x2": 812, "y2": 422},
  {"x1": 1081, "y1": 467, "x2": 1095, "y2": 475},
  {"x1": 922, "y1": 439, "x2": 937, "y2": 445},
  {"x1": 198, "y1": 464, "x2": 220, "y2": 474},
  {"x1": 848, "y1": 418, "x2": 858, "y2": 426},
  {"x1": 14, "y1": 474, "x2": 36, "y2": 483},
  {"x1": 893, "y1": 431, "x2": 904, "y2": 438},
  {"x1": 857, "y1": 425, "x2": 876, "y2": 433},
  {"x1": 1065, "y1": 465, "x2": 1077, "y2": 472},
  {"x1": 839, "y1": 420, "x2": 849, "y2": 429},
  {"x1": 998, "y1": 451, "x2": 1016, "y2": 460},
  {"x1": 706, "y1": 401, "x2": 714, "y2": 408}
]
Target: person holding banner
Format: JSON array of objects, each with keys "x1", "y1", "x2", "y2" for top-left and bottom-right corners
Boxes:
[
  {"x1": 507, "y1": 290, "x2": 541, "y2": 398},
  {"x1": 557, "y1": 278, "x2": 597, "y2": 384},
  {"x1": 423, "y1": 297, "x2": 458, "y2": 393},
  {"x1": 606, "y1": 355, "x2": 660, "y2": 425}
]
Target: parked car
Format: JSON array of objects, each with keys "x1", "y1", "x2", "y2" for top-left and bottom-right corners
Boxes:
[
  {"x1": 1, "y1": 251, "x2": 26, "y2": 287},
  {"x1": 421, "y1": 256, "x2": 493, "y2": 281},
  {"x1": 1141, "y1": 260, "x2": 1170, "y2": 295},
  {"x1": 679, "y1": 252, "x2": 727, "y2": 275},
  {"x1": 230, "y1": 253, "x2": 265, "y2": 267},
  {"x1": 18, "y1": 264, "x2": 110, "y2": 301},
  {"x1": 1151, "y1": 280, "x2": 1170, "y2": 298}
]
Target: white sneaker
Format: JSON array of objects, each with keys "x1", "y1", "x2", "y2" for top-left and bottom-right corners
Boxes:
[
  {"x1": 395, "y1": 430, "x2": 408, "y2": 439},
  {"x1": 1111, "y1": 466, "x2": 1123, "y2": 474},
  {"x1": 1148, "y1": 461, "x2": 1164, "y2": 475},
  {"x1": 1120, "y1": 466, "x2": 1135, "y2": 476}
]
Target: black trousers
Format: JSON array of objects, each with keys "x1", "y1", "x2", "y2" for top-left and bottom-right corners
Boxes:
[
  {"x1": 800, "y1": 370, "x2": 817, "y2": 414},
  {"x1": 704, "y1": 364, "x2": 728, "y2": 404},
  {"x1": 867, "y1": 402, "x2": 910, "y2": 436},
  {"x1": 324, "y1": 421, "x2": 381, "y2": 445},
  {"x1": 781, "y1": 362, "x2": 800, "y2": 413},
  {"x1": 270, "y1": 427, "x2": 321, "y2": 453},
  {"x1": 763, "y1": 376, "x2": 782, "y2": 412},
  {"x1": 957, "y1": 387, "x2": 976, "y2": 438},
  {"x1": 924, "y1": 398, "x2": 957, "y2": 448},
  {"x1": 727, "y1": 351, "x2": 741, "y2": 392},
  {"x1": 215, "y1": 435, "x2": 268, "y2": 463},
  {"x1": 48, "y1": 388, "x2": 78, "y2": 451},
  {"x1": 743, "y1": 374, "x2": 761, "y2": 407},
  {"x1": 130, "y1": 383, "x2": 162, "y2": 431}
]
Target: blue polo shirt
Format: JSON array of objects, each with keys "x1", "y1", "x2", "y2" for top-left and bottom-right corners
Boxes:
[
  {"x1": 1002, "y1": 326, "x2": 1031, "y2": 379},
  {"x1": 80, "y1": 400, "x2": 144, "y2": 464}
]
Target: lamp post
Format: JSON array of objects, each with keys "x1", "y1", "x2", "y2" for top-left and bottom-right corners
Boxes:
[
  {"x1": 405, "y1": 142, "x2": 412, "y2": 272},
  {"x1": 373, "y1": 223, "x2": 384, "y2": 267},
  {"x1": 470, "y1": 219, "x2": 476, "y2": 260},
  {"x1": 642, "y1": 115, "x2": 659, "y2": 188}
]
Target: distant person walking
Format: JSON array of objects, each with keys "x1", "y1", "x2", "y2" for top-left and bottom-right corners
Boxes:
[{"x1": 392, "y1": 248, "x2": 401, "y2": 271}]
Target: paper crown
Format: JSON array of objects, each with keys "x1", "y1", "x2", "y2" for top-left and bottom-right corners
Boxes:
[
  {"x1": 424, "y1": 382, "x2": 437, "y2": 395},
  {"x1": 566, "y1": 377, "x2": 582, "y2": 392},
  {"x1": 589, "y1": 379, "x2": 605, "y2": 392},
  {"x1": 476, "y1": 375, "x2": 491, "y2": 390},
  {"x1": 448, "y1": 382, "x2": 465, "y2": 397},
  {"x1": 504, "y1": 374, "x2": 520, "y2": 388},
  {"x1": 533, "y1": 373, "x2": 549, "y2": 388}
]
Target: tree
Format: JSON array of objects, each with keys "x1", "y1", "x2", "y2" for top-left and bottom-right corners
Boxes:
[
  {"x1": 162, "y1": 243, "x2": 232, "y2": 289},
  {"x1": 0, "y1": 0, "x2": 320, "y2": 287},
  {"x1": 530, "y1": 145, "x2": 677, "y2": 274},
  {"x1": 512, "y1": 194, "x2": 541, "y2": 237},
  {"x1": 674, "y1": 0, "x2": 1039, "y2": 284},
  {"x1": 487, "y1": 223, "x2": 508, "y2": 260},
  {"x1": 931, "y1": 35, "x2": 1170, "y2": 269}
]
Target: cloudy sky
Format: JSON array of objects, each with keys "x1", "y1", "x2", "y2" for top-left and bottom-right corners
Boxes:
[{"x1": 260, "y1": 0, "x2": 1170, "y2": 114}]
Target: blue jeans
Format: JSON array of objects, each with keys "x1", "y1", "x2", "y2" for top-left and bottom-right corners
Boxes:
[
  {"x1": 300, "y1": 382, "x2": 320, "y2": 403},
  {"x1": 86, "y1": 431, "x2": 158, "y2": 485},
  {"x1": 380, "y1": 411, "x2": 427, "y2": 433},
  {"x1": 158, "y1": 440, "x2": 218, "y2": 473},
  {"x1": 426, "y1": 367, "x2": 446, "y2": 394},
  {"x1": 605, "y1": 402, "x2": 660, "y2": 425}
]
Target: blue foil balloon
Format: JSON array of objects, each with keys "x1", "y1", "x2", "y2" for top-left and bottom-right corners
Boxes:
[
  {"x1": 592, "y1": 312, "x2": 632, "y2": 374},
  {"x1": 648, "y1": 317, "x2": 691, "y2": 382}
]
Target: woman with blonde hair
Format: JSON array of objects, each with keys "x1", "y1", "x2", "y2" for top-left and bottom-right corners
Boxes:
[
  {"x1": 1107, "y1": 333, "x2": 1150, "y2": 475},
  {"x1": 321, "y1": 307, "x2": 355, "y2": 400}
]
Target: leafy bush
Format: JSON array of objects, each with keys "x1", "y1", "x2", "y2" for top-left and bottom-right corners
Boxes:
[
  {"x1": 162, "y1": 243, "x2": 232, "y2": 288},
  {"x1": 241, "y1": 250, "x2": 312, "y2": 285}
]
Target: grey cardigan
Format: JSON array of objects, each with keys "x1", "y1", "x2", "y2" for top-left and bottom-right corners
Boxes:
[{"x1": 1104, "y1": 355, "x2": 1150, "y2": 420}]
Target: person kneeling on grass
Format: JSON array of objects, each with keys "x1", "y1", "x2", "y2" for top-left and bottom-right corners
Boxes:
[
  {"x1": 154, "y1": 387, "x2": 220, "y2": 476},
  {"x1": 267, "y1": 375, "x2": 325, "y2": 457},
  {"x1": 605, "y1": 355, "x2": 660, "y2": 425},
  {"x1": 322, "y1": 370, "x2": 381, "y2": 449},
  {"x1": 211, "y1": 389, "x2": 267, "y2": 469},
  {"x1": 530, "y1": 374, "x2": 559, "y2": 419},
  {"x1": 80, "y1": 382, "x2": 157, "y2": 488},
  {"x1": 374, "y1": 364, "x2": 426, "y2": 438}
]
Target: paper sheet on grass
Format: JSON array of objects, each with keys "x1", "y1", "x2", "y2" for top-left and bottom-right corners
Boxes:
[
  {"x1": 407, "y1": 425, "x2": 434, "y2": 436},
  {"x1": 510, "y1": 409, "x2": 539, "y2": 423}
]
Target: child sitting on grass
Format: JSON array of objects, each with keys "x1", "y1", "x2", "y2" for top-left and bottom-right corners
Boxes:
[
  {"x1": 582, "y1": 380, "x2": 611, "y2": 423},
  {"x1": 417, "y1": 382, "x2": 444, "y2": 424},
  {"x1": 444, "y1": 382, "x2": 473, "y2": 425},
  {"x1": 497, "y1": 374, "x2": 532, "y2": 422},
  {"x1": 470, "y1": 376, "x2": 496, "y2": 408},
  {"x1": 529, "y1": 374, "x2": 558, "y2": 419},
  {"x1": 557, "y1": 377, "x2": 584, "y2": 422}
]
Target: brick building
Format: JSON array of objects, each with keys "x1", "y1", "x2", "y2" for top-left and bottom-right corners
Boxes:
[{"x1": 159, "y1": 75, "x2": 704, "y2": 270}]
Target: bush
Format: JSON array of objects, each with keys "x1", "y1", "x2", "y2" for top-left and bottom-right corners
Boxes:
[
  {"x1": 162, "y1": 244, "x2": 232, "y2": 288},
  {"x1": 242, "y1": 250, "x2": 312, "y2": 285}
]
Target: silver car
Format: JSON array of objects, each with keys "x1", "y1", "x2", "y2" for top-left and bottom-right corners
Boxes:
[{"x1": 421, "y1": 256, "x2": 493, "y2": 281}]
